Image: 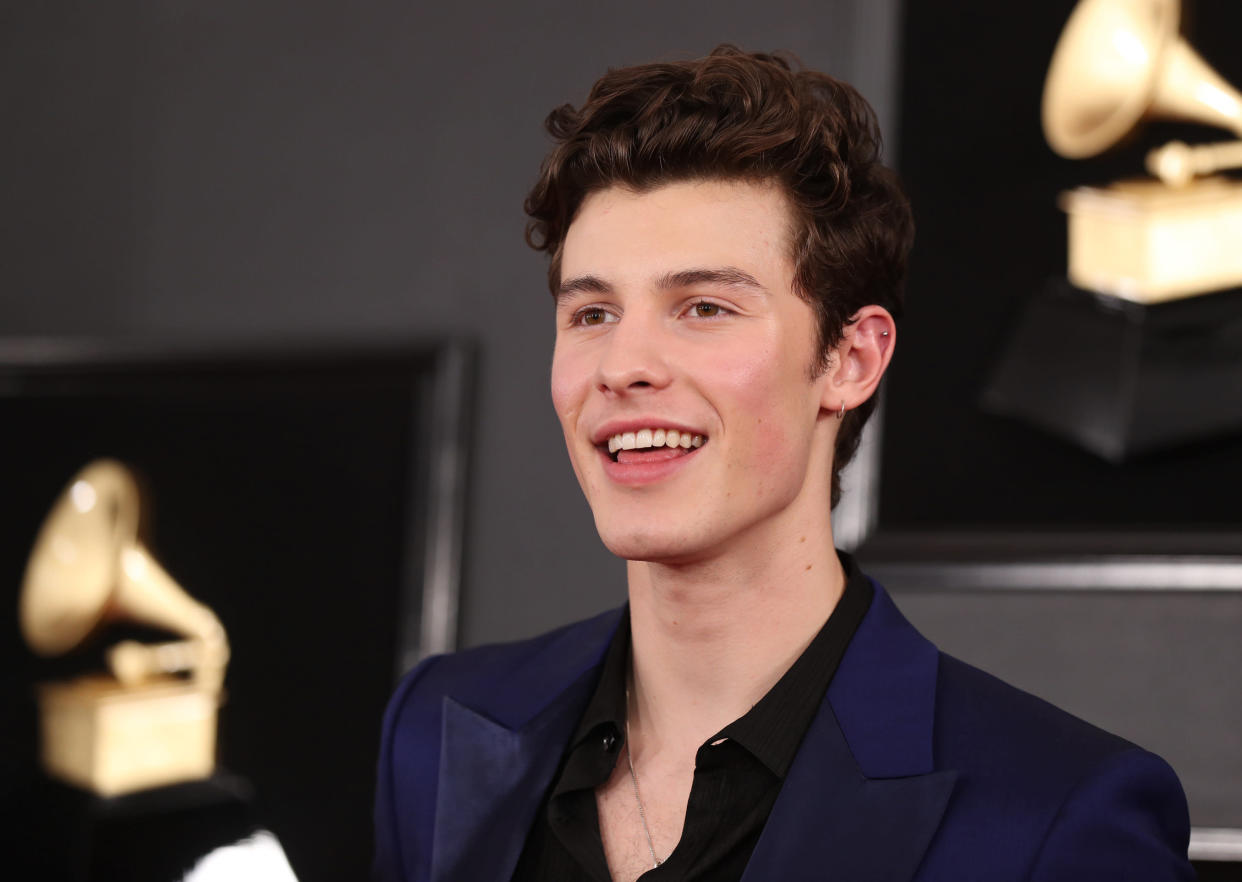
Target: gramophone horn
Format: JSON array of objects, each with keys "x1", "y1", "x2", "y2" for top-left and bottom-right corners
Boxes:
[
  {"x1": 1043, "y1": 0, "x2": 1242, "y2": 158},
  {"x1": 19, "y1": 460, "x2": 228, "y2": 685}
]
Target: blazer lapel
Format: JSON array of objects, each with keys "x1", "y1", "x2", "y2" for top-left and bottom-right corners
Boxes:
[
  {"x1": 428, "y1": 608, "x2": 623, "y2": 882},
  {"x1": 742, "y1": 582, "x2": 958, "y2": 882},
  {"x1": 741, "y1": 700, "x2": 957, "y2": 882},
  {"x1": 430, "y1": 693, "x2": 586, "y2": 882}
]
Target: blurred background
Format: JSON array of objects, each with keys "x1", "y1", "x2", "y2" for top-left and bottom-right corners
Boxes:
[{"x1": 2, "y1": 1, "x2": 1240, "y2": 879}]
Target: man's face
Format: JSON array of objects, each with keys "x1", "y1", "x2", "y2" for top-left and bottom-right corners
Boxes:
[{"x1": 550, "y1": 178, "x2": 836, "y2": 564}]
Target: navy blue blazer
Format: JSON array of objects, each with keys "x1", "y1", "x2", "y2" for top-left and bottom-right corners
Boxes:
[{"x1": 373, "y1": 581, "x2": 1194, "y2": 881}]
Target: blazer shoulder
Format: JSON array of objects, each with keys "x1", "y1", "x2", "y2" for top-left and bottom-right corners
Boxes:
[
  {"x1": 1027, "y1": 745, "x2": 1193, "y2": 881},
  {"x1": 923, "y1": 654, "x2": 1191, "y2": 880},
  {"x1": 935, "y1": 652, "x2": 1137, "y2": 772}
]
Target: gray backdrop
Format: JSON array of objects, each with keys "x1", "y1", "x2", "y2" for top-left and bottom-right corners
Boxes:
[{"x1": 1, "y1": 0, "x2": 899, "y2": 648}]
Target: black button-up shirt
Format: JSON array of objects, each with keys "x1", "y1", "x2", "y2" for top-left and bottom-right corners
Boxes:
[{"x1": 511, "y1": 552, "x2": 874, "y2": 881}]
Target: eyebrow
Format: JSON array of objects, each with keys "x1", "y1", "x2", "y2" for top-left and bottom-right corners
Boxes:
[
  {"x1": 556, "y1": 266, "x2": 769, "y2": 305},
  {"x1": 555, "y1": 274, "x2": 612, "y2": 305},
  {"x1": 656, "y1": 267, "x2": 769, "y2": 295}
]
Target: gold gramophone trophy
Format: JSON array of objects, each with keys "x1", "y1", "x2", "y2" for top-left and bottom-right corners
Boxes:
[
  {"x1": 20, "y1": 459, "x2": 230, "y2": 797},
  {"x1": 1045, "y1": 0, "x2": 1242, "y2": 301},
  {"x1": 982, "y1": 0, "x2": 1242, "y2": 461}
]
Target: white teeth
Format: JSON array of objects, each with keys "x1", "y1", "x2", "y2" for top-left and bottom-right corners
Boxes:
[{"x1": 605, "y1": 427, "x2": 708, "y2": 453}]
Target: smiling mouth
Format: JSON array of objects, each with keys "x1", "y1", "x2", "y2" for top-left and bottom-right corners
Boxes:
[{"x1": 603, "y1": 428, "x2": 706, "y2": 463}]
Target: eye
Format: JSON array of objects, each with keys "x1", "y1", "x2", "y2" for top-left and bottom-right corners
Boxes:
[
  {"x1": 688, "y1": 300, "x2": 729, "y2": 318},
  {"x1": 572, "y1": 306, "x2": 617, "y2": 327}
]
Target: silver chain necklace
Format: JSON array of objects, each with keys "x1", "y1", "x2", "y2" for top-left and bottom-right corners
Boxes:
[{"x1": 625, "y1": 687, "x2": 664, "y2": 869}]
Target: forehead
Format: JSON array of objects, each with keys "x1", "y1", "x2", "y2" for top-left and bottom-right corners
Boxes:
[{"x1": 560, "y1": 179, "x2": 796, "y2": 288}]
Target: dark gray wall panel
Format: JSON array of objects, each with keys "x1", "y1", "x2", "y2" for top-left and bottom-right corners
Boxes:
[{"x1": 891, "y1": 588, "x2": 1242, "y2": 828}]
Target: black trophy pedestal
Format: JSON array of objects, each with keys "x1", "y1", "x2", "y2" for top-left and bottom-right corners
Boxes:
[
  {"x1": 14, "y1": 772, "x2": 260, "y2": 882},
  {"x1": 982, "y1": 279, "x2": 1242, "y2": 462}
]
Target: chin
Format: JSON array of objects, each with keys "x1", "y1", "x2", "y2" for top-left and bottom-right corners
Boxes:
[{"x1": 594, "y1": 519, "x2": 715, "y2": 564}]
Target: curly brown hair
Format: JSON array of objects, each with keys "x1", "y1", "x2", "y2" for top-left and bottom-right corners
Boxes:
[{"x1": 525, "y1": 45, "x2": 913, "y2": 508}]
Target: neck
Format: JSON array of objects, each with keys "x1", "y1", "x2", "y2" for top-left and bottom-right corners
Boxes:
[{"x1": 624, "y1": 516, "x2": 845, "y2": 756}]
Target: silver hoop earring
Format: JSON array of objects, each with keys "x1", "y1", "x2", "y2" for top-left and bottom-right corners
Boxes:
[{"x1": 837, "y1": 401, "x2": 846, "y2": 420}]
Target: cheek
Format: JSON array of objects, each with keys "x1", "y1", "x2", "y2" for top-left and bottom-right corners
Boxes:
[
  {"x1": 550, "y1": 347, "x2": 587, "y2": 427},
  {"x1": 550, "y1": 349, "x2": 593, "y2": 492},
  {"x1": 711, "y1": 340, "x2": 814, "y2": 483},
  {"x1": 713, "y1": 336, "x2": 809, "y2": 420},
  {"x1": 722, "y1": 415, "x2": 800, "y2": 506}
]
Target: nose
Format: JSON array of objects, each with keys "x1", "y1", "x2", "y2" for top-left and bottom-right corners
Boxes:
[{"x1": 595, "y1": 312, "x2": 671, "y2": 395}]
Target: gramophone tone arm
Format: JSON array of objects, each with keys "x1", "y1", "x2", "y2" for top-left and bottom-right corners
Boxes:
[
  {"x1": 107, "y1": 638, "x2": 228, "y2": 691},
  {"x1": 1148, "y1": 139, "x2": 1242, "y2": 187},
  {"x1": 113, "y1": 544, "x2": 230, "y2": 691}
]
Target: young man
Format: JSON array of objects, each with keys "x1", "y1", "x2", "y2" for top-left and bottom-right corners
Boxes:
[{"x1": 374, "y1": 47, "x2": 1193, "y2": 881}]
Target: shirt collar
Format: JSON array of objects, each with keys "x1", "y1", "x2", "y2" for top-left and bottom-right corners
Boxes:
[
  {"x1": 565, "y1": 605, "x2": 630, "y2": 752},
  {"x1": 562, "y1": 550, "x2": 874, "y2": 778}
]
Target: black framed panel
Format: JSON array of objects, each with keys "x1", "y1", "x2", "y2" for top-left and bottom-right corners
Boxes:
[
  {"x1": 859, "y1": 0, "x2": 1242, "y2": 862},
  {"x1": 880, "y1": 0, "x2": 1242, "y2": 539},
  {"x1": 0, "y1": 337, "x2": 474, "y2": 881}
]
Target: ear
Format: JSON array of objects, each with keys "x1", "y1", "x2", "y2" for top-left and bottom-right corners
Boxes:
[{"x1": 819, "y1": 305, "x2": 897, "y2": 414}]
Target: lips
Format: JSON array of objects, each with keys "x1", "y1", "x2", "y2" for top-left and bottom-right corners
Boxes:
[
  {"x1": 597, "y1": 435, "x2": 704, "y2": 487},
  {"x1": 588, "y1": 420, "x2": 709, "y2": 485},
  {"x1": 615, "y1": 445, "x2": 693, "y2": 465}
]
